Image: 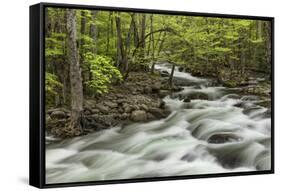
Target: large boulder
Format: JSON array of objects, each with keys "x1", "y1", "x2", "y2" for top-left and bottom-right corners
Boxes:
[{"x1": 130, "y1": 110, "x2": 147, "y2": 122}]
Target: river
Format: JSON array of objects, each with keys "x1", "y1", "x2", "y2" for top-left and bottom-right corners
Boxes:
[{"x1": 46, "y1": 63, "x2": 271, "y2": 184}]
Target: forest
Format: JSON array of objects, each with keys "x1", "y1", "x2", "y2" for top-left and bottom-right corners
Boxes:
[{"x1": 45, "y1": 8, "x2": 272, "y2": 138}]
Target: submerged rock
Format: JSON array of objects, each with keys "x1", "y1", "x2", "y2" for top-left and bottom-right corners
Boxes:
[
  {"x1": 185, "y1": 92, "x2": 209, "y2": 100},
  {"x1": 208, "y1": 133, "x2": 241, "y2": 144},
  {"x1": 160, "y1": 70, "x2": 169, "y2": 77}
]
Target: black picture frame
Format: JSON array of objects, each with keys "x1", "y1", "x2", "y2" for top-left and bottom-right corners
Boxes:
[{"x1": 30, "y1": 2, "x2": 275, "y2": 189}]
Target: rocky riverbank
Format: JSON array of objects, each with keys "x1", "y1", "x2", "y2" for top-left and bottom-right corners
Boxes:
[{"x1": 46, "y1": 72, "x2": 183, "y2": 138}]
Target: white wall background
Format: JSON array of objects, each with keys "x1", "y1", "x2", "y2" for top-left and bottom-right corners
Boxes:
[{"x1": 0, "y1": 0, "x2": 279, "y2": 190}]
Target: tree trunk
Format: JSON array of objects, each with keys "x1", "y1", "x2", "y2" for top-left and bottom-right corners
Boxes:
[
  {"x1": 80, "y1": 10, "x2": 86, "y2": 90},
  {"x1": 125, "y1": 20, "x2": 134, "y2": 55},
  {"x1": 45, "y1": 8, "x2": 52, "y2": 37},
  {"x1": 131, "y1": 13, "x2": 139, "y2": 47},
  {"x1": 140, "y1": 15, "x2": 146, "y2": 58},
  {"x1": 62, "y1": 11, "x2": 69, "y2": 105},
  {"x1": 66, "y1": 9, "x2": 84, "y2": 136},
  {"x1": 115, "y1": 14, "x2": 128, "y2": 74},
  {"x1": 157, "y1": 31, "x2": 166, "y2": 56},
  {"x1": 265, "y1": 21, "x2": 272, "y2": 71},
  {"x1": 80, "y1": 10, "x2": 86, "y2": 52},
  {"x1": 116, "y1": 14, "x2": 124, "y2": 68},
  {"x1": 150, "y1": 15, "x2": 156, "y2": 73},
  {"x1": 90, "y1": 10, "x2": 98, "y2": 54},
  {"x1": 106, "y1": 13, "x2": 112, "y2": 54},
  {"x1": 169, "y1": 63, "x2": 176, "y2": 86}
]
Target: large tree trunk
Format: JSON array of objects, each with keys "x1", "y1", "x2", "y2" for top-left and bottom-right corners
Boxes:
[{"x1": 66, "y1": 9, "x2": 84, "y2": 136}]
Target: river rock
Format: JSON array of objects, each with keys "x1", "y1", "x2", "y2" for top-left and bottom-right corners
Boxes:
[
  {"x1": 120, "y1": 113, "x2": 130, "y2": 120},
  {"x1": 130, "y1": 110, "x2": 147, "y2": 122},
  {"x1": 84, "y1": 109, "x2": 92, "y2": 115},
  {"x1": 148, "y1": 107, "x2": 167, "y2": 118},
  {"x1": 123, "y1": 104, "x2": 133, "y2": 113},
  {"x1": 104, "y1": 101, "x2": 118, "y2": 108},
  {"x1": 143, "y1": 86, "x2": 152, "y2": 94},
  {"x1": 140, "y1": 104, "x2": 149, "y2": 111},
  {"x1": 91, "y1": 109, "x2": 99, "y2": 114},
  {"x1": 172, "y1": 86, "x2": 183, "y2": 92},
  {"x1": 84, "y1": 100, "x2": 96, "y2": 107},
  {"x1": 243, "y1": 106, "x2": 262, "y2": 115},
  {"x1": 183, "y1": 97, "x2": 191, "y2": 102},
  {"x1": 95, "y1": 104, "x2": 109, "y2": 114},
  {"x1": 186, "y1": 92, "x2": 209, "y2": 100},
  {"x1": 159, "y1": 90, "x2": 170, "y2": 98},
  {"x1": 159, "y1": 100, "x2": 166, "y2": 108},
  {"x1": 116, "y1": 94, "x2": 124, "y2": 99},
  {"x1": 208, "y1": 133, "x2": 241, "y2": 144},
  {"x1": 264, "y1": 109, "x2": 271, "y2": 118},
  {"x1": 151, "y1": 84, "x2": 161, "y2": 93},
  {"x1": 147, "y1": 112, "x2": 156, "y2": 120},
  {"x1": 160, "y1": 71, "x2": 169, "y2": 77},
  {"x1": 50, "y1": 110, "x2": 66, "y2": 119},
  {"x1": 178, "y1": 67, "x2": 184, "y2": 72}
]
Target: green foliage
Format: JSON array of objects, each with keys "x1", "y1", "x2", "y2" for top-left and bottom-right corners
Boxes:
[
  {"x1": 45, "y1": 72, "x2": 63, "y2": 106},
  {"x1": 85, "y1": 54, "x2": 123, "y2": 94},
  {"x1": 46, "y1": 72, "x2": 63, "y2": 96},
  {"x1": 45, "y1": 7, "x2": 271, "y2": 104},
  {"x1": 45, "y1": 33, "x2": 66, "y2": 57}
]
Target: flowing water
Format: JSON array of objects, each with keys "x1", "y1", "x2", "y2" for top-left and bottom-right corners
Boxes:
[{"x1": 46, "y1": 63, "x2": 271, "y2": 184}]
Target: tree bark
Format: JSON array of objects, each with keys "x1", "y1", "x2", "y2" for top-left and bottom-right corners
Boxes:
[
  {"x1": 149, "y1": 15, "x2": 156, "y2": 73},
  {"x1": 66, "y1": 9, "x2": 84, "y2": 136},
  {"x1": 115, "y1": 13, "x2": 127, "y2": 73},
  {"x1": 79, "y1": 10, "x2": 86, "y2": 67},
  {"x1": 106, "y1": 12, "x2": 112, "y2": 54},
  {"x1": 140, "y1": 15, "x2": 146, "y2": 57},
  {"x1": 131, "y1": 13, "x2": 139, "y2": 47},
  {"x1": 265, "y1": 21, "x2": 272, "y2": 70},
  {"x1": 90, "y1": 10, "x2": 98, "y2": 54},
  {"x1": 157, "y1": 31, "x2": 166, "y2": 56},
  {"x1": 169, "y1": 63, "x2": 176, "y2": 86}
]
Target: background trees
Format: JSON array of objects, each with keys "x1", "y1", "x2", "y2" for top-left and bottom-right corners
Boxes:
[{"x1": 45, "y1": 8, "x2": 272, "y2": 108}]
